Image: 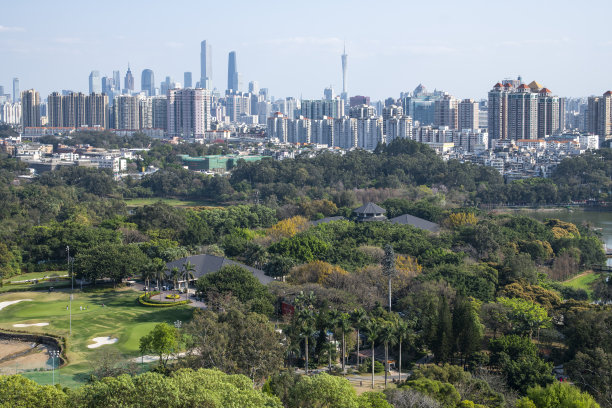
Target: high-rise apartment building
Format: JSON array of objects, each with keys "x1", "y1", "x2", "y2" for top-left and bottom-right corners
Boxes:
[
  {"x1": 62, "y1": 92, "x2": 86, "y2": 128},
  {"x1": 508, "y1": 84, "x2": 538, "y2": 140},
  {"x1": 47, "y1": 92, "x2": 63, "y2": 127},
  {"x1": 112, "y1": 95, "x2": 140, "y2": 129},
  {"x1": 167, "y1": 88, "x2": 211, "y2": 137},
  {"x1": 89, "y1": 71, "x2": 101, "y2": 94},
  {"x1": 488, "y1": 83, "x2": 509, "y2": 142},
  {"x1": 200, "y1": 40, "x2": 212, "y2": 89},
  {"x1": 300, "y1": 99, "x2": 344, "y2": 120},
  {"x1": 227, "y1": 51, "x2": 239, "y2": 92},
  {"x1": 184, "y1": 72, "x2": 193, "y2": 88},
  {"x1": 0, "y1": 102, "x2": 21, "y2": 125},
  {"x1": 13, "y1": 78, "x2": 20, "y2": 103},
  {"x1": 85, "y1": 93, "x2": 108, "y2": 128},
  {"x1": 21, "y1": 89, "x2": 41, "y2": 128},
  {"x1": 124, "y1": 65, "x2": 134, "y2": 92},
  {"x1": 152, "y1": 96, "x2": 168, "y2": 130},
  {"x1": 434, "y1": 94, "x2": 459, "y2": 129},
  {"x1": 141, "y1": 69, "x2": 155, "y2": 96},
  {"x1": 458, "y1": 99, "x2": 479, "y2": 130},
  {"x1": 588, "y1": 92, "x2": 612, "y2": 142},
  {"x1": 537, "y1": 88, "x2": 559, "y2": 138}
]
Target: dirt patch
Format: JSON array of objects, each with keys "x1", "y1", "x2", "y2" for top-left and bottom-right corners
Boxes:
[{"x1": 0, "y1": 340, "x2": 33, "y2": 359}]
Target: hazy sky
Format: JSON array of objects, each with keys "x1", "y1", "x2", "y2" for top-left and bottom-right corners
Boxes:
[{"x1": 1, "y1": 0, "x2": 611, "y2": 101}]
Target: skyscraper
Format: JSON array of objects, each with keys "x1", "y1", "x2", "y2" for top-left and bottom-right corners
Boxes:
[
  {"x1": 508, "y1": 84, "x2": 538, "y2": 140},
  {"x1": 458, "y1": 99, "x2": 479, "y2": 130},
  {"x1": 141, "y1": 69, "x2": 155, "y2": 96},
  {"x1": 124, "y1": 65, "x2": 134, "y2": 92},
  {"x1": 227, "y1": 51, "x2": 239, "y2": 92},
  {"x1": 85, "y1": 93, "x2": 108, "y2": 128},
  {"x1": 47, "y1": 92, "x2": 63, "y2": 127},
  {"x1": 89, "y1": 71, "x2": 101, "y2": 94},
  {"x1": 13, "y1": 78, "x2": 20, "y2": 103},
  {"x1": 488, "y1": 83, "x2": 509, "y2": 142},
  {"x1": 434, "y1": 94, "x2": 459, "y2": 129},
  {"x1": 200, "y1": 40, "x2": 212, "y2": 89},
  {"x1": 341, "y1": 44, "x2": 348, "y2": 101},
  {"x1": 21, "y1": 89, "x2": 41, "y2": 128},
  {"x1": 248, "y1": 81, "x2": 259, "y2": 95},
  {"x1": 113, "y1": 71, "x2": 121, "y2": 90},
  {"x1": 167, "y1": 88, "x2": 211, "y2": 137},
  {"x1": 184, "y1": 72, "x2": 193, "y2": 88},
  {"x1": 537, "y1": 88, "x2": 560, "y2": 138}
]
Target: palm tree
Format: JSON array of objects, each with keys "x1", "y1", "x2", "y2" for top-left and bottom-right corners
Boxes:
[
  {"x1": 338, "y1": 313, "x2": 352, "y2": 374},
  {"x1": 379, "y1": 321, "x2": 397, "y2": 388},
  {"x1": 395, "y1": 318, "x2": 410, "y2": 383},
  {"x1": 169, "y1": 267, "x2": 181, "y2": 301},
  {"x1": 296, "y1": 309, "x2": 315, "y2": 375},
  {"x1": 141, "y1": 265, "x2": 155, "y2": 295},
  {"x1": 364, "y1": 319, "x2": 381, "y2": 389},
  {"x1": 181, "y1": 261, "x2": 196, "y2": 299},
  {"x1": 326, "y1": 309, "x2": 340, "y2": 373},
  {"x1": 351, "y1": 308, "x2": 368, "y2": 367},
  {"x1": 148, "y1": 258, "x2": 166, "y2": 301}
]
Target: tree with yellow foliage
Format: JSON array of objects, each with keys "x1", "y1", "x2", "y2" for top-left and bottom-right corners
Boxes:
[
  {"x1": 268, "y1": 216, "x2": 309, "y2": 240},
  {"x1": 446, "y1": 212, "x2": 478, "y2": 228},
  {"x1": 288, "y1": 260, "x2": 348, "y2": 285}
]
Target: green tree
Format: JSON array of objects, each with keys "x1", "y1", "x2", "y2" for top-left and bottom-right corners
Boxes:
[
  {"x1": 497, "y1": 297, "x2": 550, "y2": 340},
  {"x1": 566, "y1": 348, "x2": 611, "y2": 408},
  {"x1": 379, "y1": 320, "x2": 396, "y2": 388},
  {"x1": 195, "y1": 265, "x2": 272, "y2": 307},
  {"x1": 518, "y1": 382, "x2": 600, "y2": 408},
  {"x1": 0, "y1": 375, "x2": 68, "y2": 408},
  {"x1": 169, "y1": 266, "x2": 181, "y2": 300},
  {"x1": 356, "y1": 392, "x2": 392, "y2": 408},
  {"x1": 452, "y1": 297, "x2": 484, "y2": 367},
  {"x1": 181, "y1": 260, "x2": 196, "y2": 297},
  {"x1": 432, "y1": 297, "x2": 453, "y2": 363},
  {"x1": 364, "y1": 318, "x2": 381, "y2": 389},
  {"x1": 74, "y1": 242, "x2": 148, "y2": 286},
  {"x1": 351, "y1": 308, "x2": 368, "y2": 367},
  {"x1": 489, "y1": 335, "x2": 554, "y2": 393},
  {"x1": 382, "y1": 244, "x2": 396, "y2": 312},
  {"x1": 139, "y1": 322, "x2": 179, "y2": 368},
  {"x1": 288, "y1": 373, "x2": 359, "y2": 408},
  {"x1": 403, "y1": 377, "x2": 461, "y2": 408}
]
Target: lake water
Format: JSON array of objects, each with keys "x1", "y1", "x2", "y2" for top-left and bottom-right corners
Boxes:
[{"x1": 512, "y1": 209, "x2": 612, "y2": 266}]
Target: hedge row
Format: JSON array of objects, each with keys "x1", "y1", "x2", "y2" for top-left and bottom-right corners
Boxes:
[{"x1": 138, "y1": 293, "x2": 191, "y2": 307}]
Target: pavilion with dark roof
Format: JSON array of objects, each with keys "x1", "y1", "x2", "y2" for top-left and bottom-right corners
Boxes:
[
  {"x1": 165, "y1": 254, "x2": 273, "y2": 288},
  {"x1": 353, "y1": 202, "x2": 387, "y2": 222},
  {"x1": 388, "y1": 213, "x2": 440, "y2": 232}
]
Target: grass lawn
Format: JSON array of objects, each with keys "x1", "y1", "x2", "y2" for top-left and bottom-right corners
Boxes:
[
  {"x1": 0, "y1": 288, "x2": 193, "y2": 386},
  {"x1": 0, "y1": 279, "x2": 72, "y2": 294},
  {"x1": 562, "y1": 271, "x2": 601, "y2": 298},
  {"x1": 2, "y1": 271, "x2": 67, "y2": 284},
  {"x1": 124, "y1": 197, "x2": 217, "y2": 207}
]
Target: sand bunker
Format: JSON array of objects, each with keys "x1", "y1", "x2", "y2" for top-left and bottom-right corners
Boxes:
[
  {"x1": 13, "y1": 322, "x2": 49, "y2": 328},
  {"x1": 0, "y1": 299, "x2": 32, "y2": 311},
  {"x1": 87, "y1": 336, "x2": 118, "y2": 349}
]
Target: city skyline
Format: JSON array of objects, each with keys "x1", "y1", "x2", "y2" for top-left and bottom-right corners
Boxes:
[{"x1": 1, "y1": 0, "x2": 611, "y2": 100}]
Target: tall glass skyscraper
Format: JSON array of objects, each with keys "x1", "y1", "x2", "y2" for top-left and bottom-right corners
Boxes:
[
  {"x1": 124, "y1": 65, "x2": 134, "y2": 92},
  {"x1": 12, "y1": 78, "x2": 20, "y2": 103},
  {"x1": 141, "y1": 69, "x2": 155, "y2": 96},
  {"x1": 184, "y1": 72, "x2": 192, "y2": 88},
  {"x1": 89, "y1": 71, "x2": 101, "y2": 94},
  {"x1": 227, "y1": 51, "x2": 239, "y2": 92},
  {"x1": 200, "y1": 40, "x2": 212, "y2": 89}
]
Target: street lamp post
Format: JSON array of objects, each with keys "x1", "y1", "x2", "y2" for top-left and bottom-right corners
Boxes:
[
  {"x1": 49, "y1": 350, "x2": 59, "y2": 385},
  {"x1": 67, "y1": 246, "x2": 73, "y2": 335}
]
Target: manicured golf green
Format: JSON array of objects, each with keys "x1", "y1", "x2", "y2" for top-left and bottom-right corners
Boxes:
[{"x1": 0, "y1": 288, "x2": 193, "y2": 386}]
